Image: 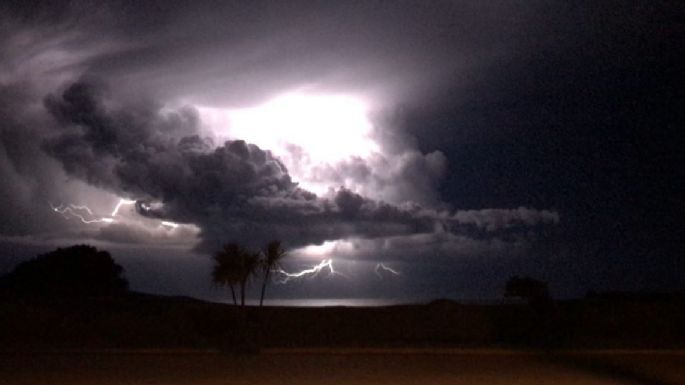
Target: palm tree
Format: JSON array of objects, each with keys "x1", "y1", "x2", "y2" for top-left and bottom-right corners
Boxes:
[
  {"x1": 259, "y1": 240, "x2": 287, "y2": 307},
  {"x1": 211, "y1": 243, "x2": 261, "y2": 351},
  {"x1": 212, "y1": 243, "x2": 261, "y2": 307},
  {"x1": 212, "y1": 243, "x2": 242, "y2": 305},
  {"x1": 237, "y1": 250, "x2": 260, "y2": 307}
]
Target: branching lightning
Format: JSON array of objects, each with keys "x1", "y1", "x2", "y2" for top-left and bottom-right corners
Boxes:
[
  {"x1": 66, "y1": 204, "x2": 93, "y2": 215},
  {"x1": 275, "y1": 259, "x2": 347, "y2": 284},
  {"x1": 50, "y1": 198, "x2": 180, "y2": 230},
  {"x1": 111, "y1": 198, "x2": 136, "y2": 217},
  {"x1": 50, "y1": 203, "x2": 113, "y2": 224},
  {"x1": 374, "y1": 263, "x2": 401, "y2": 279},
  {"x1": 51, "y1": 198, "x2": 135, "y2": 224}
]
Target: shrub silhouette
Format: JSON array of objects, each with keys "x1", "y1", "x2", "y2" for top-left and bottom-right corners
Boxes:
[
  {"x1": 504, "y1": 275, "x2": 550, "y2": 304},
  {"x1": 1, "y1": 244, "x2": 128, "y2": 297}
]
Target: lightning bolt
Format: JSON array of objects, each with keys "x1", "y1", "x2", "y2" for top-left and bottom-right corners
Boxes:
[
  {"x1": 111, "y1": 198, "x2": 136, "y2": 217},
  {"x1": 66, "y1": 204, "x2": 94, "y2": 215},
  {"x1": 50, "y1": 203, "x2": 113, "y2": 224},
  {"x1": 374, "y1": 263, "x2": 401, "y2": 279},
  {"x1": 51, "y1": 198, "x2": 182, "y2": 231},
  {"x1": 275, "y1": 259, "x2": 347, "y2": 284},
  {"x1": 51, "y1": 198, "x2": 135, "y2": 225}
]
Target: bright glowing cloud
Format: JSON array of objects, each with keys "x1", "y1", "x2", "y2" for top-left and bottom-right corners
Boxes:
[
  {"x1": 199, "y1": 92, "x2": 379, "y2": 194},
  {"x1": 292, "y1": 240, "x2": 358, "y2": 259}
]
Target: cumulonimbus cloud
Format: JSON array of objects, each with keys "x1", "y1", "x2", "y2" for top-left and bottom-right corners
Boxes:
[{"x1": 41, "y1": 79, "x2": 559, "y2": 255}]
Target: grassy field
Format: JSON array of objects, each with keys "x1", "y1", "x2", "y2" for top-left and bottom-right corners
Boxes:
[{"x1": 1, "y1": 350, "x2": 684, "y2": 385}]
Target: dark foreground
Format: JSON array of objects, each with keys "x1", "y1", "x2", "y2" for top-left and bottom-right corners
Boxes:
[
  {"x1": 3, "y1": 293, "x2": 685, "y2": 351},
  {"x1": 2, "y1": 350, "x2": 684, "y2": 385}
]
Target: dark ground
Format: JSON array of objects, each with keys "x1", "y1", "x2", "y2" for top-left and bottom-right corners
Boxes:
[
  {"x1": 1, "y1": 350, "x2": 684, "y2": 385},
  {"x1": 1, "y1": 292, "x2": 684, "y2": 351}
]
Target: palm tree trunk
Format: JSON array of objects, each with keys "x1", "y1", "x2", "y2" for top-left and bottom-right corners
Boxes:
[
  {"x1": 240, "y1": 280, "x2": 246, "y2": 307},
  {"x1": 259, "y1": 268, "x2": 271, "y2": 307},
  {"x1": 229, "y1": 284, "x2": 237, "y2": 305},
  {"x1": 238, "y1": 279, "x2": 248, "y2": 348}
]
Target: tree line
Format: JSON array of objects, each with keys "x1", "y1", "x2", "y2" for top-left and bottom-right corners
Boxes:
[{"x1": 0, "y1": 242, "x2": 289, "y2": 308}]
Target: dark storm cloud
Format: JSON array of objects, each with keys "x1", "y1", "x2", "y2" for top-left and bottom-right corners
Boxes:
[
  {"x1": 41, "y1": 79, "x2": 559, "y2": 252},
  {"x1": 0, "y1": 0, "x2": 679, "y2": 300},
  {"x1": 0, "y1": 2, "x2": 135, "y2": 239},
  {"x1": 2, "y1": 0, "x2": 546, "y2": 106},
  {"x1": 1, "y1": 0, "x2": 565, "y2": 277},
  {"x1": 43, "y1": 79, "x2": 204, "y2": 193},
  {"x1": 0, "y1": 76, "x2": 86, "y2": 237},
  {"x1": 305, "y1": 149, "x2": 448, "y2": 207},
  {"x1": 453, "y1": 208, "x2": 559, "y2": 232},
  {"x1": 0, "y1": 0, "x2": 612, "y2": 303}
]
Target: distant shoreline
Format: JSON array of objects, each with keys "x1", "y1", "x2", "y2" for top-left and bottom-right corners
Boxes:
[{"x1": 219, "y1": 298, "x2": 520, "y2": 307}]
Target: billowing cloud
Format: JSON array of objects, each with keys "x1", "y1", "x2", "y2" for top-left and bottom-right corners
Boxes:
[
  {"x1": 2, "y1": 0, "x2": 679, "y2": 301},
  {"x1": 1, "y1": 0, "x2": 560, "y2": 268},
  {"x1": 453, "y1": 208, "x2": 560, "y2": 232},
  {"x1": 39, "y1": 79, "x2": 559, "y2": 256}
]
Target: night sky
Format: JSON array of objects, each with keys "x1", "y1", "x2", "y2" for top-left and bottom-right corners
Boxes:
[{"x1": 1, "y1": 1, "x2": 683, "y2": 303}]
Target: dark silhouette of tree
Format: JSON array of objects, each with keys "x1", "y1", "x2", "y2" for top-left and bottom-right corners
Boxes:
[
  {"x1": 212, "y1": 243, "x2": 242, "y2": 305},
  {"x1": 237, "y1": 250, "x2": 260, "y2": 306},
  {"x1": 0, "y1": 245, "x2": 128, "y2": 297},
  {"x1": 212, "y1": 243, "x2": 260, "y2": 307},
  {"x1": 211, "y1": 243, "x2": 262, "y2": 353},
  {"x1": 504, "y1": 275, "x2": 550, "y2": 305},
  {"x1": 258, "y1": 240, "x2": 287, "y2": 307}
]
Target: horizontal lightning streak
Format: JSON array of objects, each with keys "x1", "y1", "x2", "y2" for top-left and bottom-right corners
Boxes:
[
  {"x1": 374, "y1": 263, "x2": 401, "y2": 279},
  {"x1": 50, "y1": 198, "x2": 180, "y2": 230},
  {"x1": 50, "y1": 203, "x2": 112, "y2": 224},
  {"x1": 275, "y1": 259, "x2": 347, "y2": 284},
  {"x1": 67, "y1": 204, "x2": 94, "y2": 215}
]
